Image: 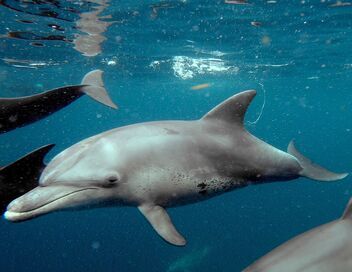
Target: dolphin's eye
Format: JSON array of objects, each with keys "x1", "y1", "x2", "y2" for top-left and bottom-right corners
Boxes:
[
  {"x1": 104, "y1": 174, "x2": 119, "y2": 186},
  {"x1": 107, "y1": 176, "x2": 118, "y2": 183}
]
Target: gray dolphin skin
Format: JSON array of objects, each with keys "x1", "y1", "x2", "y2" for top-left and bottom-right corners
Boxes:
[
  {"x1": 0, "y1": 69, "x2": 117, "y2": 134},
  {"x1": 244, "y1": 198, "x2": 352, "y2": 272},
  {"x1": 4, "y1": 90, "x2": 348, "y2": 246}
]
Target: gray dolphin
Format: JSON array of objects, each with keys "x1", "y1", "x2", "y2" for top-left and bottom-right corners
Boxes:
[
  {"x1": 0, "y1": 69, "x2": 117, "y2": 134},
  {"x1": 244, "y1": 198, "x2": 352, "y2": 272},
  {"x1": 4, "y1": 90, "x2": 348, "y2": 246}
]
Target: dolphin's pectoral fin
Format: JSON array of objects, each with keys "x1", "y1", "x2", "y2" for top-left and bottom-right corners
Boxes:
[
  {"x1": 201, "y1": 90, "x2": 256, "y2": 126},
  {"x1": 138, "y1": 204, "x2": 186, "y2": 246}
]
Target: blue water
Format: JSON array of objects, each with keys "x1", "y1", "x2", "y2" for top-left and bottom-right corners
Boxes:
[{"x1": 0, "y1": 0, "x2": 351, "y2": 271}]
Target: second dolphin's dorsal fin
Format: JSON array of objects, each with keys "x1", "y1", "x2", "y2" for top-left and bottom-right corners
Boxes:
[
  {"x1": 342, "y1": 198, "x2": 352, "y2": 220},
  {"x1": 201, "y1": 90, "x2": 256, "y2": 126}
]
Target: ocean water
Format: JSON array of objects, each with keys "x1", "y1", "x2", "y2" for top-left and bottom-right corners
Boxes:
[{"x1": 0, "y1": 0, "x2": 351, "y2": 271}]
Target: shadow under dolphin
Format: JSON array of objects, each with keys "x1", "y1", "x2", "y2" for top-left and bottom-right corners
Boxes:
[{"x1": 0, "y1": 69, "x2": 117, "y2": 134}]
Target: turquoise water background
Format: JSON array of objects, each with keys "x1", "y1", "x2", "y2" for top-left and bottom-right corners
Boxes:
[{"x1": 0, "y1": 1, "x2": 351, "y2": 271}]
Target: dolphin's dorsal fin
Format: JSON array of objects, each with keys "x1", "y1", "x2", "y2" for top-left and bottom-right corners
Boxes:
[
  {"x1": 138, "y1": 204, "x2": 186, "y2": 246},
  {"x1": 342, "y1": 198, "x2": 352, "y2": 220},
  {"x1": 201, "y1": 90, "x2": 256, "y2": 126}
]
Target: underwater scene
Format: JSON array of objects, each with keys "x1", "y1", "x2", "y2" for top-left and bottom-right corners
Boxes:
[{"x1": 0, "y1": 0, "x2": 351, "y2": 271}]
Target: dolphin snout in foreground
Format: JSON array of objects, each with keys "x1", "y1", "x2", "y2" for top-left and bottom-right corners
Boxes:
[
  {"x1": 244, "y1": 198, "x2": 352, "y2": 272},
  {"x1": 4, "y1": 90, "x2": 348, "y2": 246},
  {"x1": 0, "y1": 69, "x2": 117, "y2": 134}
]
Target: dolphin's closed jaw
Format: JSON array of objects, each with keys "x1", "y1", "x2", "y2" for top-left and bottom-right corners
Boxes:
[{"x1": 4, "y1": 185, "x2": 98, "y2": 222}]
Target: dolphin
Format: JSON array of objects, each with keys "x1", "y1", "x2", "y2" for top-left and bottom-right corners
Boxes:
[
  {"x1": 244, "y1": 197, "x2": 352, "y2": 272},
  {"x1": 0, "y1": 144, "x2": 54, "y2": 213},
  {"x1": 4, "y1": 90, "x2": 348, "y2": 246},
  {"x1": 0, "y1": 69, "x2": 117, "y2": 134},
  {"x1": 167, "y1": 246, "x2": 211, "y2": 272}
]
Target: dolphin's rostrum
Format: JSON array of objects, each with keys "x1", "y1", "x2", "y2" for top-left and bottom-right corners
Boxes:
[{"x1": 4, "y1": 90, "x2": 348, "y2": 246}]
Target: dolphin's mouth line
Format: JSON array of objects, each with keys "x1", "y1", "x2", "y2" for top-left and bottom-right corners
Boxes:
[{"x1": 12, "y1": 187, "x2": 98, "y2": 214}]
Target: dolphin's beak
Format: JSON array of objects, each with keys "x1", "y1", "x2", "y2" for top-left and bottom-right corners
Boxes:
[{"x1": 4, "y1": 185, "x2": 98, "y2": 222}]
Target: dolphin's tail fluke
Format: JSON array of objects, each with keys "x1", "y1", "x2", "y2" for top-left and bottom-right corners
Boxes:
[
  {"x1": 287, "y1": 140, "x2": 348, "y2": 181},
  {"x1": 80, "y1": 69, "x2": 118, "y2": 109}
]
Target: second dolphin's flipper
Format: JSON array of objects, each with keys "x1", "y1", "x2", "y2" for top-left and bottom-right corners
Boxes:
[
  {"x1": 80, "y1": 69, "x2": 118, "y2": 109},
  {"x1": 0, "y1": 144, "x2": 55, "y2": 213},
  {"x1": 288, "y1": 140, "x2": 348, "y2": 181},
  {"x1": 138, "y1": 204, "x2": 186, "y2": 246}
]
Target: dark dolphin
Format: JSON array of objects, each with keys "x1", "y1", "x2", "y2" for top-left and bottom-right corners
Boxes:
[
  {"x1": 0, "y1": 144, "x2": 54, "y2": 213},
  {"x1": 0, "y1": 69, "x2": 117, "y2": 133}
]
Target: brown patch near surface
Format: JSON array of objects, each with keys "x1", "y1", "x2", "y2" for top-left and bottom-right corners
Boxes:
[{"x1": 191, "y1": 83, "x2": 211, "y2": 91}]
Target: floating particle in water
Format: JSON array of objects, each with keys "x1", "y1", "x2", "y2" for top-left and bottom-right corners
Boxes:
[
  {"x1": 150, "y1": 7, "x2": 158, "y2": 20},
  {"x1": 330, "y1": 1, "x2": 352, "y2": 7},
  {"x1": 149, "y1": 60, "x2": 161, "y2": 69},
  {"x1": 115, "y1": 36, "x2": 123, "y2": 43},
  {"x1": 307, "y1": 76, "x2": 319, "y2": 80},
  {"x1": 224, "y1": 0, "x2": 249, "y2": 4},
  {"x1": 251, "y1": 21, "x2": 261, "y2": 27},
  {"x1": 191, "y1": 83, "x2": 211, "y2": 90},
  {"x1": 261, "y1": 35, "x2": 271, "y2": 46},
  {"x1": 192, "y1": 25, "x2": 199, "y2": 31},
  {"x1": 96, "y1": 113, "x2": 102, "y2": 119},
  {"x1": 101, "y1": 57, "x2": 118, "y2": 66},
  {"x1": 35, "y1": 83, "x2": 44, "y2": 91},
  {"x1": 91, "y1": 241, "x2": 100, "y2": 250},
  {"x1": 107, "y1": 60, "x2": 117, "y2": 66},
  {"x1": 48, "y1": 23, "x2": 65, "y2": 31}
]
